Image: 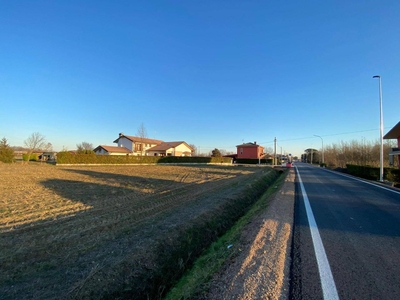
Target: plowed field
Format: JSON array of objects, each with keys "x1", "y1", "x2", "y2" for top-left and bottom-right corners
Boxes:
[{"x1": 0, "y1": 163, "x2": 277, "y2": 299}]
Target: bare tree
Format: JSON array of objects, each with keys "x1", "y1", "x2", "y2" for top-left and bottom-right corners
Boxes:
[
  {"x1": 44, "y1": 143, "x2": 53, "y2": 152},
  {"x1": 189, "y1": 144, "x2": 197, "y2": 156},
  {"x1": 136, "y1": 122, "x2": 148, "y2": 155},
  {"x1": 264, "y1": 147, "x2": 274, "y2": 155},
  {"x1": 322, "y1": 138, "x2": 396, "y2": 168},
  {"x1": 136, "y1": 122, "x2": 148, "y2": 138},
  {"x1": 24, "y1": 132, "x2": 47, "y2": 162},
  {"x1": 76, "y1": 142, "x2": 94, "y2": 153}
]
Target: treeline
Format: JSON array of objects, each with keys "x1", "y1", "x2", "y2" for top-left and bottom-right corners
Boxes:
[{"x1": 310, "y1": 139, "x2": 397, "y2": 168}]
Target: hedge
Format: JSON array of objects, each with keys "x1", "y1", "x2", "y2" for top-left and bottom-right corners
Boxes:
[
  {"x1": 235, "y1": 158, "x2": 273, "y2": 165},
  {"x1": 346, "y1": 164, "x2": 400, "y2": 187},
  {"x1": 23, "y1": 153, "x2": 38, "y2": 161},
  {"x1": 56, "y1": 152, "x2": 232, "y2": 165}
]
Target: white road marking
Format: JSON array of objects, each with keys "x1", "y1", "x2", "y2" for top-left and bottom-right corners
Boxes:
[
  {"x1": 296, "y1": 166, "x2": 340, "y2": 300},
  {"x1": 321, "y1": 167, "x2": 400, "y2": 195}
]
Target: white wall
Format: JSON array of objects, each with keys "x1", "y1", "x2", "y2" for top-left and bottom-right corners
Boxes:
[
  {"x1": 174, "y1": 144, "x2": 192, "y2": 156},
  {"x1": 95, "y1": 148, "x2": 108, "y2": 155},
  {"x1": 118, "y1": 138, "x2": 133, "y2": 151}
]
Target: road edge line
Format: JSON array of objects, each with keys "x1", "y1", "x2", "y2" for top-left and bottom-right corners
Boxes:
[{"x1": 295, "y1": 166, "x2": 339, "y2": 300}]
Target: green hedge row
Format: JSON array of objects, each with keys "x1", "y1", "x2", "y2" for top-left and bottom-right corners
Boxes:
[
  {"x1": 346, "y1": 164, "x2": 400, "y2": 186},
  {"x1": 23, "y1": 153, "x2": 38, "y2": 161},
  {"x1": 56, "y1": 152, "x2": 232, "y2": 165},
  {"x1": 235, "y1": 158, "x2": 273, "y2": 164}
]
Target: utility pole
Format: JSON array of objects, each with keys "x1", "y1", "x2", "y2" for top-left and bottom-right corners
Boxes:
[
  {"x1": 311, "y1": 148, "x2": 313, "y2": 164},
  {"x1": 274, "y1": 137, "x2": 277, "y2": 166}
]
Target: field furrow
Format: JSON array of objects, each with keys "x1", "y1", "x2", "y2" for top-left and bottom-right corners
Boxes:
[{"x1": 0, "y1": 163, "x2": 278, "y2": 300}]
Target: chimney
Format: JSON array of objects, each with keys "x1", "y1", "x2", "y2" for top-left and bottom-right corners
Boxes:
[
  {"x1": 254, "y1": 141, "x2": 257, "y2": 145},
  {"x1": 119, "y1": 133, "x2": 123, "y2": 137}
]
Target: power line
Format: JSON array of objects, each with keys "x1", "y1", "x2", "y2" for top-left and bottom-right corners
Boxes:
[
  {"x1": 261, "y1": 128, "x2": 383, "y2": 145},
  {"x1": 196, "y1": 125, "x2": 396, "y2": 152}
]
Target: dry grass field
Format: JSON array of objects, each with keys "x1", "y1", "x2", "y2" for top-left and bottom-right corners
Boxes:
[{"x1": 0, "y1": 163, "x2": 278, "y2": 299}]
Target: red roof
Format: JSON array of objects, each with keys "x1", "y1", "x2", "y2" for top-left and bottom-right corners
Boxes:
[
  {"x1": 236, "y1": 142, "x2": 264, "y2": 148},
  {"x1": 113, "y1": 134, "x2": 163, "y2": 145},
  {"x1": 94, "y1": 145, "x2": 131, "y2": 153}
]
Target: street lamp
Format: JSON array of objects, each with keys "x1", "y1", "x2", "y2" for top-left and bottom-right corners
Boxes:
[
  {"x1": 373, "y1": 75, "x2": 384, "y2": 182},
  {"x1": 314, "y1": 135, "x2": 324, "y2": 166}
]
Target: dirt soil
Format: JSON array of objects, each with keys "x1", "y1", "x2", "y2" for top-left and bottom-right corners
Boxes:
[
  {"x1": 205, "y1": 169, "x2": 295, "y2": 300},
  {"x1": 0, "y1": 163, "x2": 278, "y2": 300}
]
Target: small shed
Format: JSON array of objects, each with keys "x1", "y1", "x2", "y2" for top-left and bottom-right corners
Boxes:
[{"x1": 38, "y1": 152, "x2": 56, "y2": 161}]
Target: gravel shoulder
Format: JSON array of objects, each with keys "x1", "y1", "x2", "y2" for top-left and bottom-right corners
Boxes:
[{"x1": 205, "y1": 169, "x2": 295, "y2": 300}]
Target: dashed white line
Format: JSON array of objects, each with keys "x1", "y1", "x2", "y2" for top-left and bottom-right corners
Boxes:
[{"x1": 296, "y1": 166, "x2": 340, "y2": 300}]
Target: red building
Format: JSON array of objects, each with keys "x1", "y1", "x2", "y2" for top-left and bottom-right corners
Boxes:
[
  {"x1": 236, "y1": 142, "x2": 264, "y2": 159},
  {"x1": 383, "y1": 121, "x2": 400, "y2": 168}
]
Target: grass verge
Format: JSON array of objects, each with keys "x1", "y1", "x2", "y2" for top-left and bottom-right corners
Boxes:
[{"x1": 163, "y1": 169, "x2": 288, "y2": 300}]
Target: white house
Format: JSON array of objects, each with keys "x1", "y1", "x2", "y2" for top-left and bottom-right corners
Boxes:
[
  {"x1": 146, "y1": 141, "x2": 194, "y2": 156},
  {"x1": 113, "y1": 133, "x2": 163, "y2": 156},
  {"x1": 93, "y1": 133, "x2": 194, "y2": 156}
]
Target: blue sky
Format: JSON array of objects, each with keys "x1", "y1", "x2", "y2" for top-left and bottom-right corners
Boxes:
[{"x1": 1, "y1": 1, "x2": 399, "y2": 156}]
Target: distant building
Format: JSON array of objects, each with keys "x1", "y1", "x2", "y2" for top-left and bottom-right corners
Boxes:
[
  {"x1": 93, "y1": 145, "x2": 131, "y2": 155},
  {"x1": 94, "y1": 133, "x2": 194, "y2": 157},
  {"x1": 146, "y1": 141, "x2": 193, "y2": 156},
  {"x1": 236, "y1": 142, "x2": 264, "y2": 159},
  {"x1": 113, "y1": 133, "x2": 163, "y2": 156},
  {"x1": 383, "y1": 121, "x2": 400, "y2": 168}
]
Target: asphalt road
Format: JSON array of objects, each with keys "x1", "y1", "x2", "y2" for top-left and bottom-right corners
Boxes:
[{"x1": 290, "y1": 163, "x2": 400, "y2": 300}]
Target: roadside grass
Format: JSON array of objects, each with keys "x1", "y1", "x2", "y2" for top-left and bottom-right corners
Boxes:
[{"x1": 164, "y1": 169, "x2": 288, "y2": 300}]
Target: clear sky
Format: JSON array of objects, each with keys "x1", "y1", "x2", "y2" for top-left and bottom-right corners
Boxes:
[{"x1": 1, "y1": 1, "x2": 399, "y2": 157}]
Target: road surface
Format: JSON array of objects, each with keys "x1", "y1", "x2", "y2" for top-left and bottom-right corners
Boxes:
[{"x1": 291, "y1": 163, "x2": 400, "y2": 299}]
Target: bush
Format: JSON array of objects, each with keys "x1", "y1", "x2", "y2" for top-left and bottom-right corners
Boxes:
[
  {"x1": 386, "y1": 169, "x2": 400, "y2": 187},
  {"x1": 347, "y1": 164, "x2": 400, "y2": 186},
  {"x1": 23, "y1": 153, "x2": 38, "y2": 161},
  {"x1": 0, "y1": 137, "x2": 14, "y2": 163}
]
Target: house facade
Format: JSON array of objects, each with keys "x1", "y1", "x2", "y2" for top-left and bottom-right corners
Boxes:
[
  {"x1": 383, "y1": 121, "x2": 400, "y2": 168},
  {"x1": 113, "y1": 133, "x2": 163, "y2": 156},
  {"x1": 146, "y1": 142, "x2": 194, "y2": 156},
  {"x1": 236, "y1": 142, "x2": 264, "y2": 159}
]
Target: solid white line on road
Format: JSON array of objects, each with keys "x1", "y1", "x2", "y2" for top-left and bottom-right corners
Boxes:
[
  {"x1": 322, "y1": 168, "x2": 400, "y2": 195},
  {"x1": 296, "y1": 166, "x2": 340, "y2": 300}
]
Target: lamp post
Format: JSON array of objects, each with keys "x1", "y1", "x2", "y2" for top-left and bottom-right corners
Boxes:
[
  {"x1": 373, "y1": 75, "x2": 384, "y2": 182},
  {"x1": 314, "y1": 135, "x2": 324, "y2": 166}
]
